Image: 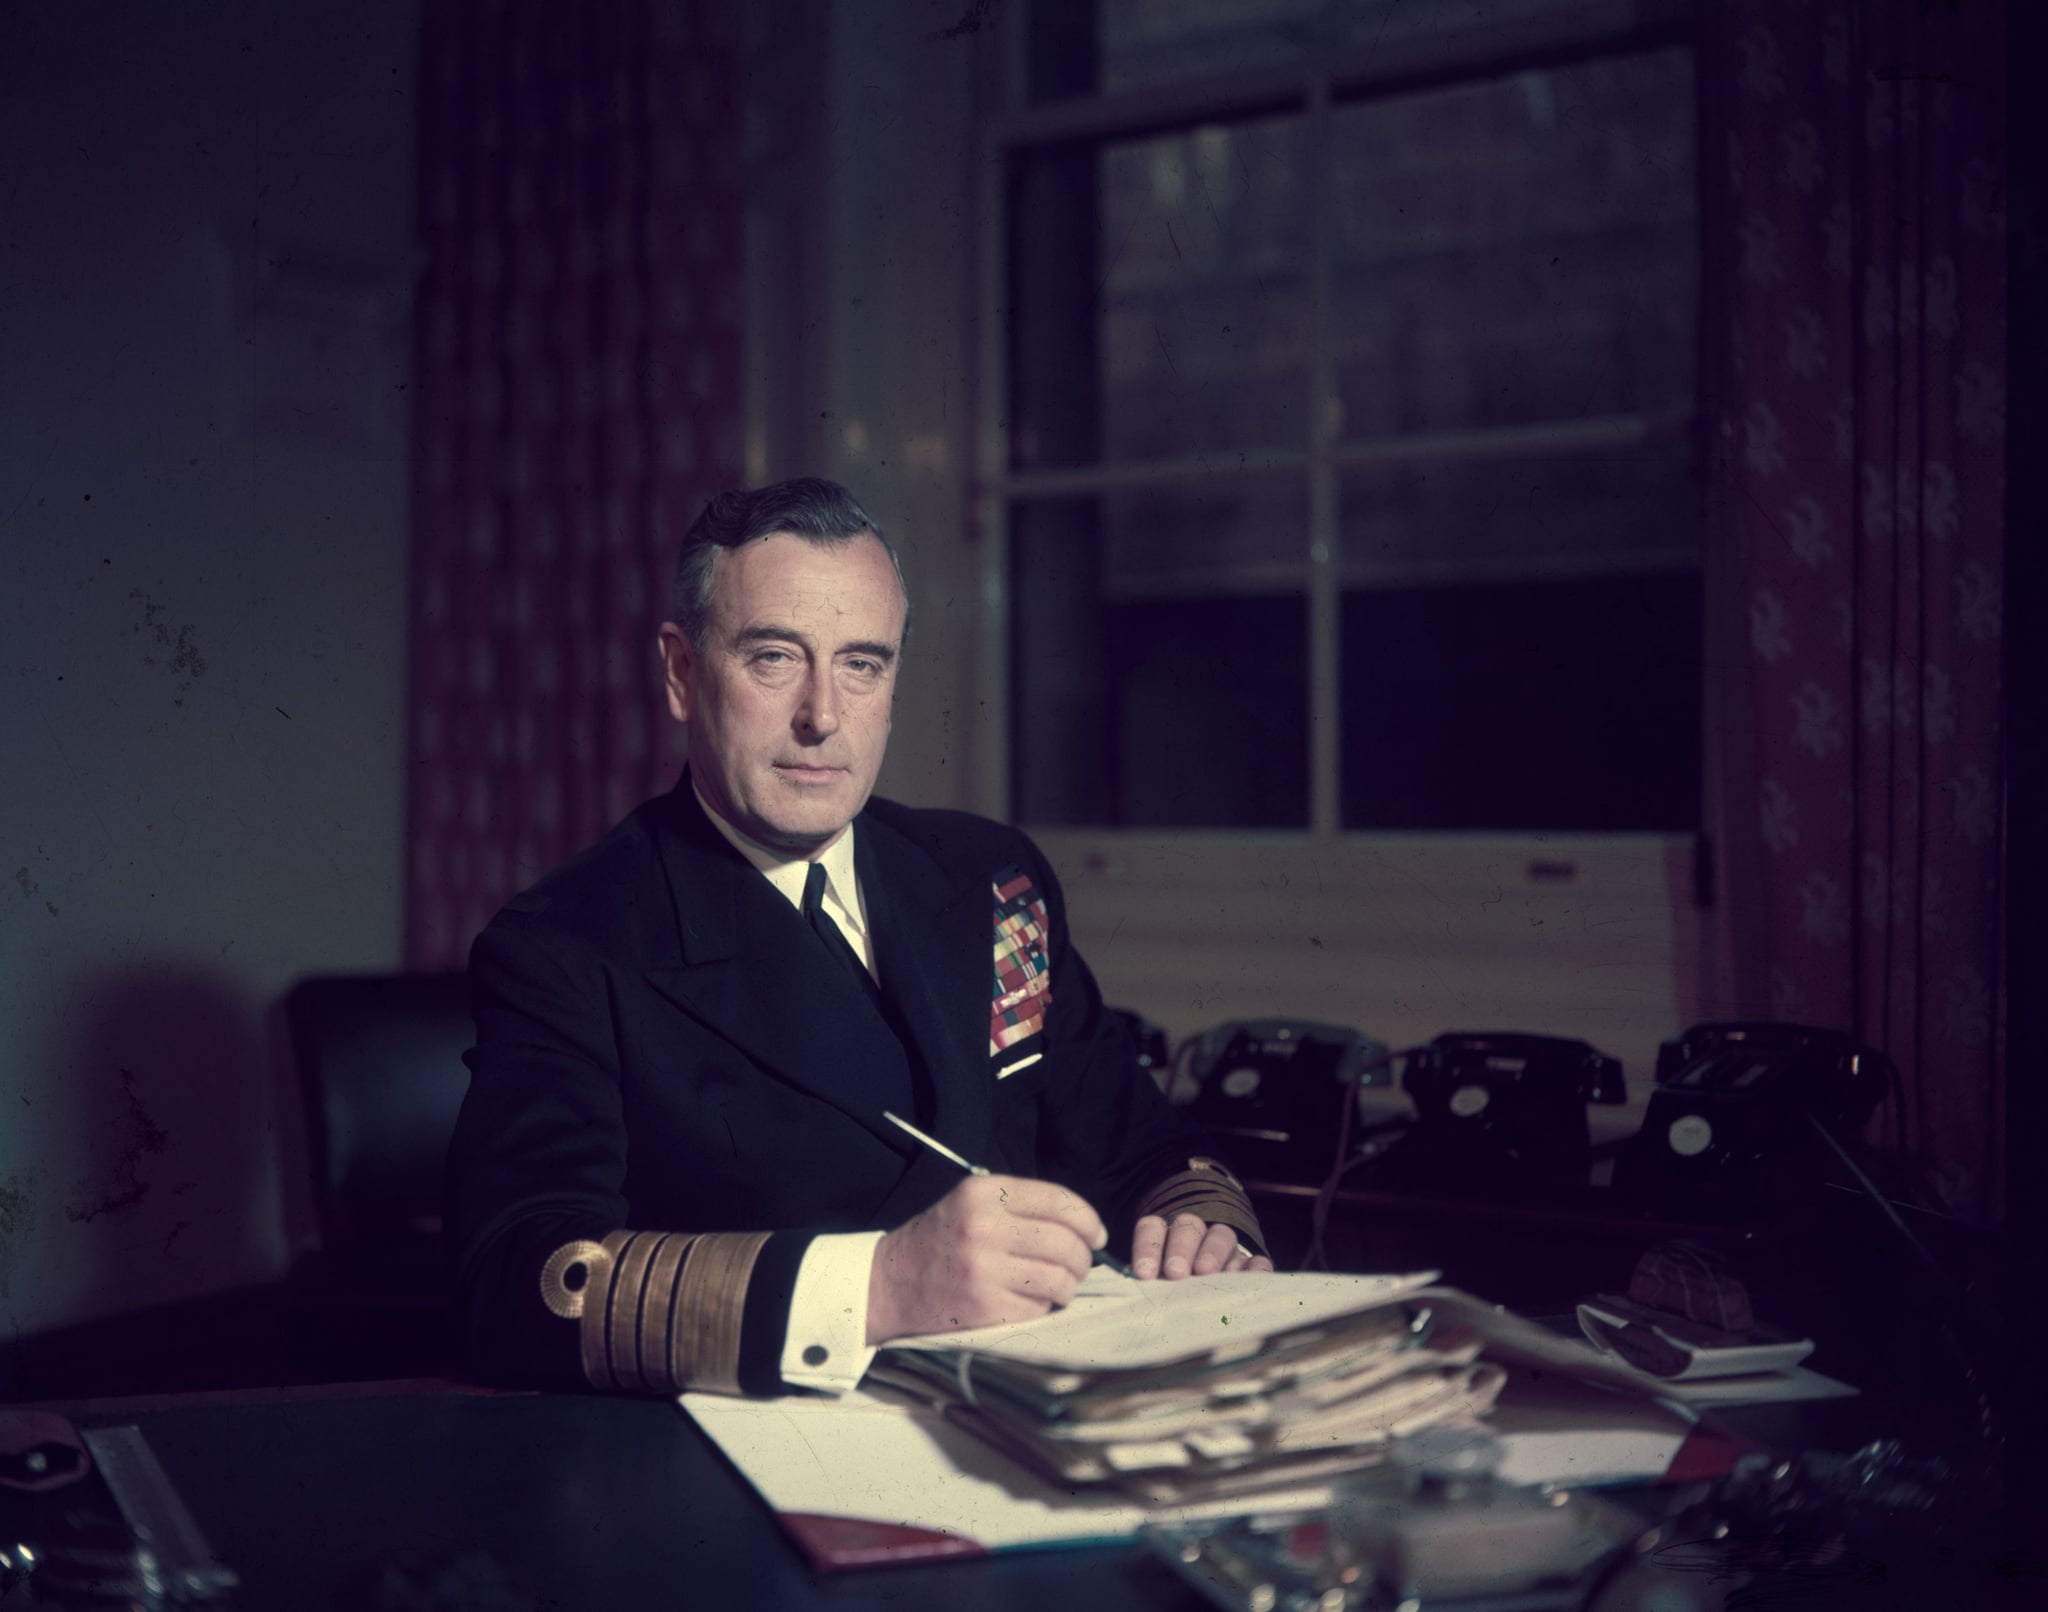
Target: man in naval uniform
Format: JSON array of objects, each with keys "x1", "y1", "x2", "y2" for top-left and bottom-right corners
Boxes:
[{"x1": 447, "y1": 477, "x2": 1270, "y2": 1397}]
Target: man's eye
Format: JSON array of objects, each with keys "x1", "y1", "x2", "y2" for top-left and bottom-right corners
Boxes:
[{"x1": 752, "y1": 649, "x2": 794, "y2": 666}]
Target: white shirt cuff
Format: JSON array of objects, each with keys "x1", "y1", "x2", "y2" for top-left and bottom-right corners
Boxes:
[{"x1": 779, "y1": 1230, "x2": 885, "y2": 1393}]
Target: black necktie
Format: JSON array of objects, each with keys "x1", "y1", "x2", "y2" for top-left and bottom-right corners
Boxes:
[
  {"x1": 804, "y1": 861, "x2": 934, "y2": 1124},
  {"x1": 802, "y1": 861, "x2": 874, "y2": 990}
]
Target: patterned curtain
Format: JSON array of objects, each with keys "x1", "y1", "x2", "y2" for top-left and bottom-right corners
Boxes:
[
  {"x1": 406, "y1": 0, "x2": 741, "y2": 968},
  {"x1": 1701, "y1": 2, "x2": 2007, "y2": 1218}
]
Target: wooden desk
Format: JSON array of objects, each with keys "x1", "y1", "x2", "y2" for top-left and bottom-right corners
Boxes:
[
  {"x1": 24, "y1": 1351, "x2": 1974, "y2": 1611},
  {"x1": 63, "y1": 1382, "x2": 1206, "y2": 1612}
]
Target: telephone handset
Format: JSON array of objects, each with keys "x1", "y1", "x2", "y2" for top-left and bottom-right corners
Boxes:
[
  {"x1": 1614, "y1": 1021, "x2": 1895, "y2": 1214},
  {"x1": 1649, "y1": 1022, "x2": 1889, "y2": 1126}
]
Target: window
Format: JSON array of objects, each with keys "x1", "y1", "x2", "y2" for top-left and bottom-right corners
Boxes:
[{"x1": 987, "y1": 0, "x2": 1700, "y2": 832}]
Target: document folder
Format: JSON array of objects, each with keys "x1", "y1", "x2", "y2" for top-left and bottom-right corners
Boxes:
[{"x1": 679, "y1": 1270, "x2": 1764, "y2": 1571}]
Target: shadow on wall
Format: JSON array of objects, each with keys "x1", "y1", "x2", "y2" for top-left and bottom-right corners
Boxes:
[{"x1": 32, "y1": 963, "x2": 292, "y2": 1332}]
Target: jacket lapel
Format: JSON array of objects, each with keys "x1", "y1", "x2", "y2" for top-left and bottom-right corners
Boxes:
[
  {"x1": 857, "y1": 813, "x2": 996, "y2": 1197},
  {"x1": 640, "y1": 784, "x2": 921, "y2": 1165}
]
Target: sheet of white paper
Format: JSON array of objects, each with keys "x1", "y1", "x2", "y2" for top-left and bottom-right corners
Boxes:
[
  {"x1": 682, "y1": 1389, "x2": 1141, "y2": 1549},
  {"x1": 889, "y1": 1269, "x2": 1441, "y2": 1371},
  {"x1": 1484, "y1": 1376, "x2": 1697, "y2": 1489},
  {"x1": 1644, "y1": 1364, "x2": 1859, "y2": 1406},
  {"x1": 679, "y1": 1389, "x2": 1333, "y2": 1552},
  {"x1": 1491, "y1": 1422, "x2": 1694, "y2": 1490}
]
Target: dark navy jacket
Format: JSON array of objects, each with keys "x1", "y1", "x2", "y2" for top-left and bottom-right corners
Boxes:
[{"x1": 447, "y1": 778, "x2": 1222, "y2": 1390}]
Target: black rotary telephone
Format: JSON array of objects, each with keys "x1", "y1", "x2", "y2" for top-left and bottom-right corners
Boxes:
[
  {"x1": 1166, "y1": 1019, "x2": 1394, "y2": 1184},
  {"x1": 1613, "y1": 1021, "x2": 1894, "y2": 1216},
  {"x1": 1376, "y1": 1032, "x2": 1627, "y2": 1193}
]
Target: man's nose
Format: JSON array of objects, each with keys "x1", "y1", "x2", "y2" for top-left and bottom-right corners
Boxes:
[{"x1": 795, "y1": 663, "x2": 840, "y2": 737}]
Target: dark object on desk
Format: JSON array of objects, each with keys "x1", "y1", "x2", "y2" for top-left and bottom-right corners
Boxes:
[
  {"x1": 1625, "y1": 1239, "x2": 1753, "y2": 1334},
  {"x1": 1155, "y1": 1434, "x2": 1968, "y2": 1612},
  {"x1": 0, "y1": 1411, "x2": 88, "y2": 1494},
  {"x1": 1612, "y1": 1023, "x2": 1893, "y2": 1219},
  {"x1": 1375, "y1": 1032, "x2": 1625, "y2": 1193},
  {"x1": 1614, "y1": 1439, "x2": 1964, "y2": 1611},
  {"x1": 1586, "y1": 1241, "x2": 1785, "y2": 1379},
  {"x1": 1333, "y1": 1426, "x2": 1637, "y2": 1605},
  {"x1": 1165, "y1": 1019, "x2": 1392, "y2": 1183},
  {"x1": 0, "y1": 1414, "x2": 236, "y2": 1607},
  {"x1": 1631, "y1": 1244, "x2": 1753, "y2": 1370},
  {"x1": 1149, "y1": 1426, "x2": 1638, "y2": 1612}
]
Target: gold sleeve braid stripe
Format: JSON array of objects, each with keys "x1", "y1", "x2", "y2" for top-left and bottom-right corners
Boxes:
[
  {"x1": 577, "y1": 1231, "x2": 634, "y2": 1390},
  {"x1": 601, "y1": 1232, "x2": 659, "y2": 1393},
  {"x1": 638, "y1": 1233, "x2": 692, "y2": 1388},
  {"x1": 1133, "y1": 1157, "x2": 1268, "y2": 1258},
  {"x1": 542, "y1": 1229, "x2": 771, "y2": 1395},
  {"x1": 668, "y1": 1232, "x2": 771, "y2": 1396}
]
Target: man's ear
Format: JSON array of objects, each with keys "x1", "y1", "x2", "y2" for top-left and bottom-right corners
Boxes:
[{"x1": 656, "y1": 623, "x2": 695, "y2": 724}]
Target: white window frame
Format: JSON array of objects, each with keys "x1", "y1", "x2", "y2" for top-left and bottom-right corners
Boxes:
[{"x1": 966, "y1": 1, "x2": 1710, "y2": 1092}]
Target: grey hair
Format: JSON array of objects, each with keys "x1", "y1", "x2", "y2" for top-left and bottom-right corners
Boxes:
[{"x1": 668, "y1": 477, "x2": 909, "y2": 646}]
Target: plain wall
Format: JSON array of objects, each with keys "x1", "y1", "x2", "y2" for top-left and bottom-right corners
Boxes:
[
  {"x1": 0, "y1": 2, "x2": 419, "y2": 1337},
  {"x1": 741, "y1": 0, "x2": 987, "y2": 814}
]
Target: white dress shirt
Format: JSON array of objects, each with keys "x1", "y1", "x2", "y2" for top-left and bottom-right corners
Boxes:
[{"x1": 694, "y1": 784, "x2": 884, "y2": 1393}]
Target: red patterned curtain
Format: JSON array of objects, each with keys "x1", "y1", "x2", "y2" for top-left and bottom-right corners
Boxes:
[
  {"x1": 406, "y1": 0, "x2": 741, "y2": 968},
  {"x1": 1702, "y1": 2, "x2": 2007, "y2": 1217}
]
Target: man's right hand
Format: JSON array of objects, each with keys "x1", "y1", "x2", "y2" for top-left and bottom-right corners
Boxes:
[{"x1": 865, "y1": 1174, "x2": 1106, "y2": 1344}]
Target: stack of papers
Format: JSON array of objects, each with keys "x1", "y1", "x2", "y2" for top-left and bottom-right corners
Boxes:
[
  {"x1": 866, "y1": 1269, "x2": 1507, "y2": 1505},
  {"x1": 681, "y1": 1272, "x2": 1778, "y2": 1570}
]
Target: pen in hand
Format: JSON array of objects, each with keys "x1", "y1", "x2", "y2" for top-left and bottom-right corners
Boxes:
[{"x1": 881, "y1": 1110, "x2": 1136, "y2": 1280}]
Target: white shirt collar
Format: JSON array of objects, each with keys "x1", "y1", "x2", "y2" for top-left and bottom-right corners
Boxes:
[{"x1": 692, "y1": 779, "x2": 869, "y2": 940}]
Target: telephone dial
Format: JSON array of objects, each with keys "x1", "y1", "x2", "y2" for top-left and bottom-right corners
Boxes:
[{"x1": 1380, "y1": 1031, "x2": 1627, "y2": 1191}]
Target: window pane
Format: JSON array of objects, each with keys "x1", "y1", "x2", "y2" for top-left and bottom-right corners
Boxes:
[
  {"x1": 1011, "y1": 117, "x2": 1307, "y2": 470},
  {"x1": 1011, "y1": 484, "x2": 1309, "y2": 827},
  {"x1": 1331, "y1": 48, "x2": 1696, "y2": 437},
  {"x1": 1105, "y1": 117, "x2": 1307, "y2": 462},
  {"x1": 1104, "y1": 476, "x2": 1311, "y2": 597},
  {"x1": 1338, "y1": 435, "x2": 1698, "y2": 588},
  {"x1": 1340, "y1": 574, "x2": 1702, "y2": 831}
]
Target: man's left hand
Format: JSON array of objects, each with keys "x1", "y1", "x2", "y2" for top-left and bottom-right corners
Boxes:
[{"x1": 1130, "y1": 1213, "x2": 1275, "y2": 1279}]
